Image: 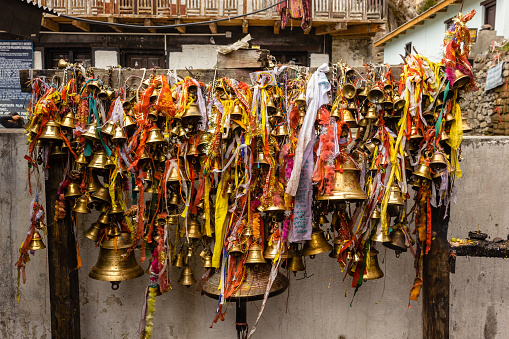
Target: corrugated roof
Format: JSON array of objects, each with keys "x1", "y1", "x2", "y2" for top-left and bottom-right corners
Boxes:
[
  {"x1": 19, "y1": 0, "x2": 60, "y2": 16},
  {"x1": 374, "y1": 0, "x2": 459, "y2": 47}
]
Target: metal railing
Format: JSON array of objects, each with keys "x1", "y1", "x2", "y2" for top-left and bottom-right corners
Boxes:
[{"x1": 39, "y1": 0, "x2": 384, "y2": 20}]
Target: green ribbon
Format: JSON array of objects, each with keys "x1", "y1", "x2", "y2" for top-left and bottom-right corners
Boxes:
[{"x1": 434, "y1": 82, "x2": 450, "y2": 145}]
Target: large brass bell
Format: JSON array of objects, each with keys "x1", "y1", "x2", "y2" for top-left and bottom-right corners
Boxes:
[
  {"x1": 343, "y1": 83, "x2": 357, "y2": 100},
  {"x1": 349, "y1": 248, "x2": 384, "y2": 280},
  {"x1": 387, "y1": 182, "x2": 404, "y2": 206},
  {"x1": 317, "y1": 158, "x2": 367, "y2": 201},
  {"x1": 383, "y1": 226, "x2": 407, "y2": 256},
  {"x1": 60, "y1": 111, "x2": 75, "y2": 129},
  {"x1": 89, "y1": 233, "x2": 144, "y2": 289},
  {"x1": 88, "y1": 149, "x2": 108, "y2": 170},
  {"x1": 112, "y1": 126, "x2": 127, "y2": 143},
  {"x1": 452, "y1": 69, "x2": 471, "y2": 89},
  {"x1": 65, "y1": 182, "x2": 81, "y2": 198},
  {"x1": 245, "y1": 243, "x2": 267, "y2": 264},
  {"x1": 367, "y1": 86, "x2": 384, "y2": 104},
  {"x1": 429, "y1": 152, "x2": 448, "y2": 171},
  {"x1": 302, "y1": 228, "x2": 333, "y2": 258},
  {"x1": 413, "y1": 163, "x2": 432, "y2": 180},
  {"x1": 73, "y1": 195, "x2": 91, "y2": 214},
  {"x1": 178, "y1": 266, "x2": 197, "y2": 286},
  {"x1": 286, "y1": 253, "x2": 305, "y2": 273},
  {"x1": 182, "y1": 102, "x2": 201, "y2": 124},
  {"x1": 82, "y1": 124, "x2": 99, "y2": 141},
  {"x1": 84, "y1": 222, "x2": 103, "y2": 242},
  {"x1": 57, "y1": 59, "x2": 71, "y2": 69},
  {"x1": 87, "y1": 80, "x2": 101, "y2": 94},
  {"x1": 28, "y1": 230, "x2": 46, "y2": 250},
  {"x1": 92, "y1": 186, "x2": 111, "y2": 205},
  {"x1": 38, "y1": 120, "x2": 63, "y2": 141},
  {"x1": 146, "y1": 126, "x2": 165, "y2": 145}
]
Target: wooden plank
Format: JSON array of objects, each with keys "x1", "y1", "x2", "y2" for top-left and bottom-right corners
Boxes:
[
  {"x1": 209, "y1": 22, "x2": 217, "y2": 34},
  {"x1": 175, "y1": 18, "x2": 185, "y2": 34},
  {"x1": 451, "y1": 238, "x2": 509, "y2": 258},
  {"x1": 46, "y1": 162, "x2": 81, "y2": 339},
  {"x1": 274, "y1": 20, "x2": 280, "y2": 34},
  {"x1": 217, "y1": 49, "x2": 269, "y2": 69},
  {"x1": 422, "y1": 204, "x2": 450, "y2": 339},
  {"x1": 41, "y1": 17, "x2": 59, "y2": 32},
  {"x1": 108, "y1": 17, "x2": 123, "y2": 33},
  {"x1": 315, "y1": 22, "x2": 347, "y2": 35},
  {"x1": 374, "y1": 0, "x2": 458, "y2": 47},
  {"x1": 72, "y1": 20, "x2": 90, "y2": 32},
  {"x1": 331, "y1": 23, "x2": 385, "y2": 36},
  {"x1": 242, "y1": 18, "x2": 248, "y2": 34},
  {"x1": 144, "y1": 18, "x2": 156, "y2": 33}
]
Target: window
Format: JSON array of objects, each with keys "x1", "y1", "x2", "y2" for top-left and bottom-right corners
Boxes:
[
  {"x1": 405, "y1": 42, "x2": 412, "y2": 57},
  {"x1": 481, "y1": 0, "x2": 496, "y2": 28}
]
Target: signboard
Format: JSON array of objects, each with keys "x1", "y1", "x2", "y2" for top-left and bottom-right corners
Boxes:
[
  {"x1": 0, "y1": 40, "x2": 33, "y2": 123},
  {"x1": 469, "y1": 28, "x2": 478, "y2": 43}
]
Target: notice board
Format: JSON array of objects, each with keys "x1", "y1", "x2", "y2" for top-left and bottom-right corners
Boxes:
[{"x1": 0, "y1": 41, "x2": 33, "y2": 122}]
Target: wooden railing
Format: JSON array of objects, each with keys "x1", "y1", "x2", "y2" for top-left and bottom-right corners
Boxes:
[{"x1": 39, "y1": 0, "x2": 385, "y2": 20}]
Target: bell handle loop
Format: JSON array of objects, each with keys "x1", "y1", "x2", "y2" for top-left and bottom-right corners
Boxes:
[{"x1": 111, "y1": 281, "x2": 120, "y2": 290}]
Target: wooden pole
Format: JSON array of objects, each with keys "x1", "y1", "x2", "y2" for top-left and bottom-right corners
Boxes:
[
  {"x1": 45, "y1": 161, "x2": 81, "y2": 339},
  {"x1": 422, "y1": 204, "x2": 450, "y2": 339}
]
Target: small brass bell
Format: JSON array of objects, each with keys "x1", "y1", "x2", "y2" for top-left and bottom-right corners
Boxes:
[
  {"x1": 178, "y1": 266, "x2": 197, "y2": 286},
  {"x1": 383, "y1": 227, "x2": 407, "y2": 256},
  {"x1": 50, "y1": 144, "x2": 66, "y2": 159},
  {"x1": 101, "y1": 121, "x2": 115, "y2": 136},
  {"x1": 373, "y1": 222, "x2": 391, "y2": 243},
  {"x1": 254, "y1": 151, "x2": 270, "y2": 168},
  {"x1": 429, "y1": 152, "x2": 448, "y2": 171},
  {"x1": 84, "y1": 222, "x2": 103, "y2": 242},
  {"x1": 107, "y1": 125, "x2": 125, "y2": 144},
  {"x1": 347, "y1": 101, "x2": 358, "y2": 112},
  {"x1": 166, "y1": 163, "x2": 188, "y2": 182},
  {"x1": 295, "y1": 91, "x2": 306, "y2": 106},
  {"x1": 387, "y1": 183, "x2": 404, "y2": 206},
  {"x1": 98, "y1": 89, "x2": 114, "y2": 101},
  {"x1": 349, "y1": 248, "x2": 384, "y2": 280},
  {"x1": 318, "y1": 213, "x2": 329, "y2": 225},
  {"x1": 367, "y1": 86, "x2": 384, "y2": 104},
  {"x1": 65, "y1": 182, "x2": 81, "y2": 198},
  {"x1": 60, "y1": 111, "x2": 75, "y2": 129},
  {"x1": 229, "y1": 243, "x2": 243, "y2": 256},
  {"x1": 409, "y1": 126, "x2": 424, "y2": 141},
  {"x1": 231, "y1": 103, "x2": 243, "y2": 120},
  {"x1": 364, "y1": 106, "x2": 378, "y2": 120},
  {"x1": 383, "y1": 96, "x2": 394, "y2": 111},
  {"x1": 264, "y1": 241, "x2": 290, "y2": 260},
  {"x1": 302, "y1": 228, "x2": 333, "y2": 258},
  {"x1": 89, "y1": 233, "x2": 144, "y2": 288},
  {"x1": 146, "y1": 126, "x2": 165, "y2": 145},
  {"x1": 245, "y1": 243, "x2": 267, "y2": 264},
  {"x1": 104, "y1": 156, "x2": 115, "y2": 170},
  {"x1": 73, "y1": 195, "x2": 91, "y2": 214},
  {"x1": 329, "y1": 237, "x2": 345, "y2": 258},
  {"x1": 440, "y1": 130, "x2": 450, "y2": 143},
  {"x1": 82, "y1": 124, "x2": 99, "y2": 141},
  {"x1": 393, "y1": 95, "x2": 405, "y2": 111},
  {"x1": 266, "y1": 97, "x2": 276, "y2": 112},
  {"x1": 107, "y1": 225, "x2": 121, "y2": 237},
  {"x1": 343, "y1": 109, "x2": 358, "y2": 128},
  {"x1": 343, "y1": 83, "x2": 357, "y2": 100},
  {"x1": 273, "y1": 124, "x2": 289, "y2": 138},
  {"x1": 357, "y1": 86, "x2": 368, "y2": 100},
  {"x1": 180, "y1": 216, "x2": 203, "y2": 239},
  {"x1": 452, "y1": 69, "x2": 471, "y2": 89},
  {"x1": 88, "y1": 149, "x2": 108, "y2": 170},
  {"x1": 76, "y1": 153, "x2": 88, "y2": 165},
  {"x1": 286, "y1": 253, "x2": 305, "y2": 273},
  {"x1": 28, "y1": 230, "x2": 46, "y2": 250},
  {"x1": 38, "y1": 120, "x2": 62, "y2": 141},
  {"x1": 87, "y1": 173, "x2": 103, "y2": 193},
  {"x1": 148, "y1": 108, "x2": 159, "y2": 122},
  {"x1": 92, "y1": 186, "x2": 111, "y2": 205},
  {"x1": 124, "y1": 114, "x2": 136, "y2": 132},
  {"x1": 57, "y1": 59, "x2": 71, "y2": 69},
  {"x1": 173, "y1": 253, "x2": 185, "y2": 268},
  {"x1": 202, "y1": 254, "x2": 213, "y2": 268},
  {"x1": 181, "y1": 102, "x2": 201, "y2": 124},
  {"x1": 461, "y1": 117, "x2": 472, "y2": 132},
  {"x1": 96, "y1": 212, "x2": 110, "y2": 225},
  {"x1": 413, "y1": 163, "x2": 432, "y2": 180},
  {"x1": 168, "y1": 192, "x2": 182, "y2": 206},
  {"x1": 87, "y1": 80, "x2": 101, "y2": 94}
]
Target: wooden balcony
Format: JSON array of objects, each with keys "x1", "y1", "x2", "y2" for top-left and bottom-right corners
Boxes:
[{"x1": 38, "y1": 0, "x2": 386, "y2": 24}]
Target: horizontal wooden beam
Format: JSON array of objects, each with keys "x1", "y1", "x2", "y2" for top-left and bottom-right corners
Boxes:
[
  {"x1": 108, "y1": 17, "x2": 123, "y2": 33},
  {"x1": 72, "y1": 20, "x2": 90, "y2": 32},
  {"x1": 331, "y1": 23, "x2": 385, "y2": 37},
  {"x1": 452, "y1": 239, "x2": 509, "y2": 258},
  {"x1": 315, "y1": 22, "x2": 347, "y2": 35},
  {"x1": 374, "y1": 0, "x2": 458, "y2": 47},
  {"x1": 41, "y1": 17, "x2": 59, "y2": 32}
]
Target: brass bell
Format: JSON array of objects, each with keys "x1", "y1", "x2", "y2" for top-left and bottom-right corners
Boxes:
[
  {"x1": 367, "y1": 86, "x2": 384, "y2": 104},
  {"x1": 264, "y1": 241, "x2": 290, "y2": 260},
  {"x1": 146, "y1": 126, "x2": 165, "y2": 145},
  {"x1": 166, "y1": 163, "x2": 189, "y2": 182},
  {"x1": 452, "y1": 69, "x2": 471, "y2": 89},
  {"x1": 98, "y1": 89, "x2": 114, "y2": 101},
  {"x1": 65, "y1": 182, "x2": 82, "y2": 198},
  {"x1": 393, "y1": 95, "x2": 405, "y2": 111},
  {"x1": 112, "y1": 126, "x2": 127, "y2": 143},
  {"x1": 202, "y1": 254, "x2": 213, "y2": 268},
  {"x1": 178, "y1": 266, "x2": 197, "y2": 286},
  {"x1": 97, "y1": 212, "x2": 110, "y2": 225},
  {"x1": 343, "y1": 109, "x2": 358, "y2": 128},
  {"x1": 182, "y1": 102, "x2": 201, "y2": 124},
  {"x1": 329, "y1": 237, "x2": 345, "y2": 258},
  {"x1": 429, "y1": 152, "x2": 448, "y2": 171},
  {"x1": 87, "y1": 173, "x2": 102, "y2": 193},
  {"x1": 101, "y1": 121, "x2": 115, "y2": 136},
  {"x1": 186, "y1": 142, "x2": 201, "y2": 157},
  {"x1": 383, "y1": 96, "x2": 394, "y2": 111},
  {"x1": 254, "y1": 151, "x2": 270, "y2": 168},
  {"x1": 409, "y1": 125, "x2": 424, "y2": 141},
  {"x1": 357, "y1": 86, "x2": 368, "y2": 100},
  {"x1": 197, "y1": 133, "x2": 212, "y2": 153},
  {"x1": 266, "y1": 97, "x2": 276, "y2": 112},
  {"x1": 84, "y1": 222, "x2": 103, "y2": 242},
  {"x1": 245, "y1": 243, "x2": 266, "y2": 264},
  {"x1": 57, "y1": 59, "x2": 71, "y2": 69},
  {"x1": 92, "y1": 186, "x2": 111, "y2": 204},
  {"x1": 38, "y1": 120, "x2": 62, "y2": 141},
  {"x1": 76, "y1": 153, "x2": 88, "y2": 165},
  {"x1": 168, "y1": 192, "x2": 182, "y2": 206},
  {"x1": 317, "y1": 159, "x2": 367, "y2": 201},
  {"x1": 231, "y1": 103, "x2": 243, "y2": 120},
  {"x1": 349, "y1": 248, "x2": 384, "y2": 280},
  {"x1": 73, "y1": 195, "x2": 91, "y2": 214},
  {"x1": 148, "y1": 108, "x2": 159, "y2": 122},
  {"x1": 28, "y1": 230, "x2": 46, "y2": 250},
  {"x1": 343, "y1": 83, "x2": 357, "y2": 100},
  {"x1": 383, "y1": 226, "x2": 407, "y2": 256},
  {"x1": 295, "y1": 91, "x2": 306, "y2": 106},
  {"x1": 347, "y1": 101, "x2": 358, "y2": 112},
  {"x1": 302, "y1": 228, "x2": 333, "y2": 258},
  {"x1": 413, "y1": 163, "x2": 432, "y2": 180},
  {"x1": 109, "y1": 203, "x2": 124, "y2": 215},
  {"x1": 373, "y1": 223, "x2": 391, "y2": 243},
  {"x1": 318, "y1": 213, "x2": 329, "y2": 225},
  {"x1": 387, "y1": 182, "x2": 404, "y2": 206},
  {"x1": 88, "y1": 150, "x2": 108, "y2": 170},
  {"x1": 104, "y1": 156, "x2": 116, "y2": 170},
  {"x1": 89, "y1": 233, "x2": 144, "y2": 287},
  {"x1": 87, "y1": 80, "x2": 101, "y2": 94},
  {"x1": 50, "y1": 143, "x2": 66, "y2": 158},
  {"x1": 107, "y1": 225, "x2": 121, "y2": 237},
  {"x1": 364, "y1": 106, "x2": 378, "y2": 120},
  {"x1": 180, "y1": 215, "x2": 202, "y2": 239},
  {"x1": 273, "y1": 124, "x2": 289, "y2": 138},
  {"x1": 30, "y1": 122, "x2": 41, "y2": 135},
  {"x1": 60, "y1": 111, "x2": 75, "y2": 129},
  {"x1": 173, "y1": 253, "x2": 185, "y2": 268},
  {"x1": 440, "y1": 130, "x2": 450, "y2": 142},
  {"x1": 286, "y1": 253, "x2": 305, "y2": 272},
  {"x1": 371, "y1": 207, "x2": 381, "y2": 220},
  {"x1": 82, "y1": 124, "x2": 99, "y2": 141},
  {"x1": 462, "y1": 117, "x2": 472, "y2": 132},
  {"x1": 124, "y1": 114, "x2": 136, "y2": 132}
]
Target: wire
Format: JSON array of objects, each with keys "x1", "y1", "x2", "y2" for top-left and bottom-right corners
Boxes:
[{"x1": 56, "y1": 0, "x2": 286, "y2": 30}]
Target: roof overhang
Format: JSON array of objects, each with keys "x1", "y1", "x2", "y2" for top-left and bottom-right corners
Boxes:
[{"x1": 0, "y1": 0, "x2": 59, "y2": 37}]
